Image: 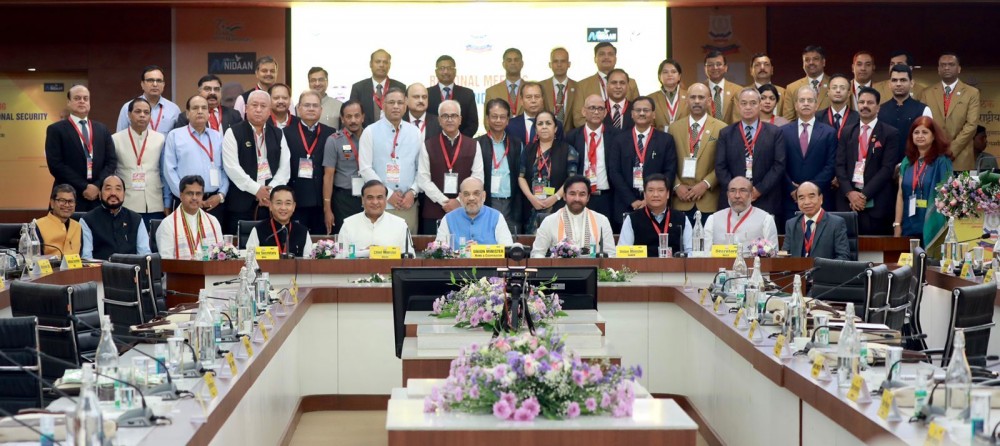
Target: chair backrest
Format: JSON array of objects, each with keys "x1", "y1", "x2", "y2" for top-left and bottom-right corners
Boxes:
[
  {"x1": 0, "y1": 316, "x2": 43, "y2": 413},
  {"x1": 944, "y1": 282, "x2": 997, "y2": 367},
  {"x1": 101, "y1": 263, "x2": 145, "y2": 337},
  {"x1": 110, "y1": 253, "x2": 166, "y2": 316},
  {"x1": 827, "y1": 211, "x2": 859, "y2": 261},
  {"x1": 0, "y1": 223, "x2": 23, "y2": 249},
  {"x1": 148, "y1": 219, "x2": 162, "y2": 254},
  {"x1": 864, "y1": 264, "x2": 891, "y2": 323},
  {"x1": 808, "y1": 258, "x2": 873, "y2": 317},
  {"x1": 907, "y1": 247, "x2": 930, "y2": 350},
  {"x1": 884, "y1": 265, "x2": 913, "y2": 331},
  {"x1": 238, "y1": 220, "x2": 261, "y2": 249},
  {"x1": 10, "y1": 281, "x2": 100, "y2": 381}
]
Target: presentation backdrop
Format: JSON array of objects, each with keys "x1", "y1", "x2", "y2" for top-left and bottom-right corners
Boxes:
[{"x1": 291, "y1": 2, "x2": 669, "y2": 135}]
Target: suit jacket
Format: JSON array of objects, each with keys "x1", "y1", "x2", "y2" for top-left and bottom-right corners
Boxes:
[
  {"x1": 44, "y1": 118, "x2": 118, "y2": 211},
  {"x1": 428, "y1": 84, "x2": 479, "y2": 137},
  {"x1": 607, "y1": 128, "x2": 678, "y2": 220},
  {"x1": 348, "y1": 77, "x2": 407, "y2": 128},
  {"x1": 506, "y1": 114, "x2": 564, "y2": 145},
  {"x1": 175, "y1": 106, "x2": 242, "y2": 135},
  {"x1": 714, "y1": 121, "x2": 786, "y2": 217},
  {"x1": 668, "y1": 116, "x2": 726, "y2": 212},
  {"x1": 650, "y1": 86, "x2": 689, "y2": 131},
  {"x1": 834, "y1": 120, "x2": 900, "y2": 219},
  {"x1": 708, "y1": 80, "x2": 743, "y2": 125},
  {"x1": 485, "y1": 81, "x2": 524, "y2": 116},
  {"x1": 540, "y1": 77, "x2": 578, "y2": 130},
  {"x1": 780, "y1": 121, "x2": 838, "y2": 215},
  {"x1": 816, "y1": 107, "x2": 859, "y2": 142},
  {"x1": 919, "y1": 80, "x2": 981, "y2": 170},
  {"x1": 571, "y1": 73, "x2": 640, "y2": 127},
  {"x1": 603, "y1": 99, "x2": 635, "y2": 131},
  {"x1": 403, "y1": 113, "x2": 442, "y2": 140},
  {"x1": 566, "y1": 124, "x2": 620, "y2": 191},
  {"x1": 874, "y1": 79, "x2": 928, "y2": 105},
  {"x1": 782, "y1": 75, "x2": 831, "y2": 120},
  {"x1": 478, "y1": 134, "x2": 524, "y2": 225},
  {"x1": 782, "y1": 212, "x2": 850, "y2": 260}
]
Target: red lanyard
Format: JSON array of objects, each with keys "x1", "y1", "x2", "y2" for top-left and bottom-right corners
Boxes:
[
  {"x1": 414, "y1": 117, "x2": 426, "y2": 132},
  {"x1": 632, "y1": 127, "x2": 650, "y2": 164},
  {"x1": 149, "y1": 103, "x2": 164, "y2": 132},
  {"x1": 128, "y1": 128, "x2": 148, "y2": 167},
  {"x1": 343, "y1": 130, "x2": 357, "y2": 152},
  {"x1": 826, "y1": 107, "x2": 849, "y2": 139},
  {"x1": 768, "y1": 115, "x2": 775, "y2": 124},
  {"x1": 390, "y1": 125, "x2": 402, "y2": 159},
  {"x1": 646, "y1": 207, "x2": 670, "y2": 236},
  {"x1": 727, "y1": 207, "x2": 753, "y2": 233},
  {"x1": 439, "y1": 134, "x2": 463, "y2": 173},
  {"x1": 740, "y1": 122, "x2": 763, "y2": 157},
  {"x1": 663, "y1": 88, "x2": 680, "y2": 122},
  {"x1": 858, "y1": 125, "x2": 871, "y2": 162},
  {"x1": 442, "y1": 86, "x2": 453, "y2": 101},
  {"x1": 535, "y1": 147, "x2": 551, "y2": 179},
  {"x1": 187, "y1": 125, "x2": 213, "y2": 162},
  {"x1": 254, "y1": 128, "x2": 266, "y2": 158},
  {"x1": 488, "y1": 132, "x2": 509, "y2": 170},
  {"x1": 69, "y1": 118, "x2": 94, "y2": 158},
  {"x1": 803, "y1": 210, "x2": 823, "y2": 256},
  {"x1": 298, "y1": 122, "x2": 322, "y2": 159},
  {"x1": 270, "y1": 219, "x2": 292, "y2": 255},
  {"x1": 373, "y1": 79, "x2": 389, "y2": 109},
  {"x1": 598, "y1": 75, "x2": 607, "y2": 98},
  {"x1": 688, "y1": 121, "x2": 706, "y2": 157},
  {"x1": 912, "y1": 159, "x2": 929, "y2": 191},
  {"x1": 270, "y1": 113, "x2": 289, "y2": 128}
]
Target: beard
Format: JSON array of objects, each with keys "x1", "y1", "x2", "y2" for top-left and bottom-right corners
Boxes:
[{"x1": 101, "y1": 196, "x2": 123, "y2": 211}]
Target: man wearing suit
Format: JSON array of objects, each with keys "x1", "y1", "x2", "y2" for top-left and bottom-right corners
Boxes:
[
  {"x1": 850, "y1": 52, "x2": 876, "y2": 111},
  {"x1": 704, "y1": 50, "x2": 742, "y2": 125},
  {"x1": 874, "y1": 51, "x2": 928, "y2": 104},
  {"x1": 566, "y1": 94, "x2": 618, "y2": 221},
  {"x1": 45, "y1": 85, "x2": 118, "y2": 212},
  {"x1": 478, "y1": 99, "x2": 524, "y2": 234},
  {"x1": 816, "y1": 74, "x2": 858, "y2": 143},
  {"x1": 750, "y1": 53, "x2": 786, "y2": 122},
  {"x1": 669, "y1": 83, "x2": 726, "y2": 223},
  {"x1": 571, "y1": 42, "x2": 640, "y2": 127},
  {"x1": 541, "y1": 48, "x2": 578, "y2": 130},
  {"x1": 349, "y1": 49, "x2": 407, "y2": 128},
  {"x1": 506, "y1": 82, "x2": 564, "y2": 144},
  {"x1": 427, "y1": 55, "x2": 478, "y2": 137},
  {"x1": 920, "y1": 53, "x2": 981, "y2": 171},
  {"x1": 484, "y1": 48, "x2": 525, "y2": 116},
  {"x1": 715, "y1": 87, "x2": 786, "y2": 219},
  {"x1": 604, "y1": 69, "x2": 635, "y2": 131},
  {"x1": 175, "y1": 75, "x2": 243, "y2": 135},
  {"x1": 781, "y1": 87, "x2": 838, "y2": 226},
  {"x1": 835, "y1": 87, "x2": 900, "y2": 235},
  {"x1": 608, "y1": 96, "x2": 677, "y2": 230},
  {"x1": 782, "y1": 182, "x2": 850, "y2": 260},
  {"x1": 233, "y1": 56, "x2": 278, "y2": 118},
  {"x1": 782, "y1": 46, "x2": 831, "y2": 120},
  {"x1": 403, "y1": 83, "x2": 441, "y2": 141}
]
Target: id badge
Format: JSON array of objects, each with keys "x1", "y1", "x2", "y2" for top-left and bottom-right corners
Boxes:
[
  {"x1": 852, "y1": 160, "x2": 865, "y2": 186},
  {"x1": 298, "y1": 158, "x2": 314, "y2": 179},
  {"x1": 342, "y1": 144, "x2": 353, "y2": 160},
  {"x1": 443, "y1": 172, "x2": 459, "y2": 195},
  {"x1": 490, "y1": 174, "x2": 501, "y2": 194},
  {"x1": 87, "y1": 159, "x2": 93, "y2": 180},
  {"x1": 632, "y1": 165, "x2": 644, "y2": 189},
  {"x1": 744, "y1": 156, "x2": 754, "y2": 180},
  {"x1": 257, "y1": 160, "x2": 272, "y2": 182},
  {"x1": 131, "y1": 172, "x2": 146, "y2": 191},
  {"x1": 532, "y1": 178, "x2": 548, "y2": 199},
  {"x1": 386, "y1": 162, "x2": 401, "y2": 184},
  {"x1": 908, "y1": 196, "x2": 916, "y2": 217},
  {"x1": 917, "y1": 199, "x2": 928, "y2": 209},
  {"x1": 682, "y1": 157, "x2": 697, "y2": 179},
  {"x1": 351, "y1": 175, "x2": 363, "y2": 196},
  {"x1": 209, "y1": 167, "x2": 221, "y2": 187}
]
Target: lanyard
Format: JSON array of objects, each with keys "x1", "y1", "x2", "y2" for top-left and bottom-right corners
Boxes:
[
  {"x1": 254, "y1": 128, "x2": 266, "y2": 158},
  {"x1": 632, "y1": 127, "x2": 650, "y2": 165},
  {"x1": 439, "y1": 134, "x2": 463, "y2": 173},
  {"x1": 390, "y1": 125, "x2": 402, "y2": 160},
  {"x1": 646, "y1": 207, "x2": 670, "y2": 236},
  {"x1": 270, "y1": 219, "x2": 292, "y2": 255},
  {"x1": 442, "y1": 86, "x2": 453, "y2": 101},
  {"x1": 176, "y1": 210, "x2": 205, "y2": 258},
  {"x1": 912, "y1": 159, "x2": 929, "y2": 192},
  {"x1": 740, "y1": 122, "x2": 763, "y2": 157},
  {"x1": 858, "y1": 125, "x2": 872, "y2": 162},
  {"x1": 535, "y1": 147, "x2": 551, "y2": 180},
  {"x1": 803, "y1": 210, "x2": 823, "y2": 256},
  {"x1": 727, "y1": 207, "x2": 754, "y2": 234},
  {"x1": 552, "y1": 83, "x2": 566, "y2": 115},
  {"x1": 298, "y1": 122, "x2": 322, "y2": 159},
  {"x1": 663, "y1": 88, "x2": 680, "y2": 122},
  {"x1": 343, "y1": 130, "x2": 358, "y2": 152},
  {"x1": 149, "y1": 103, "x2": 164, "y2": 132},
  {"x1": 373, "y1": 78, "x2": 389, "y2": 109},
  {"x1": 187, "y1": 125, "x2": 213, "y2": 162},
  {"x1": 826, "y1": 107, "x2": 849, "y2": 139},
  {"x1": 128, "y1": 128, "x2": 148, "y2": 167},
  {"x1": 488, "y1": 132, "x2": 509, "y2": 171},
  {"x1": 598, "y1": 75, "x2": 607, "y2": 99},
  {"x1": 69, "y1": 118, "x2": 94, "y2": 158},
  {"x1": 688, "y1": 121, "x2": 706, "y2": 157}
]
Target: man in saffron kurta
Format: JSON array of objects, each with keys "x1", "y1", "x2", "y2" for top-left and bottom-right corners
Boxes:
[
  {"x1": 531, "y1": 175, "x2": 614, "y2": 258},
  {"x1": 36, "y1": 184, "x2": 82, "y2": 257},
  {"x1": 155, "y1": 175, "x2": 223, "y2": 260}
]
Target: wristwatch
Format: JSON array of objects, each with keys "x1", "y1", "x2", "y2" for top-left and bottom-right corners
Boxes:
[{"x1": 892, "y1": 222, "x2": 901, "y2": 227}]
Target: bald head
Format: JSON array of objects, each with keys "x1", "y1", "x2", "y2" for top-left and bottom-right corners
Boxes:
[
  {"x1": 406, "y1": 83, "x2": 429, "y2": 117},
  {"x1": 459, "y1": 177, "x2": 485, "y2": 216},
  {"x1": 795, "y1": 181, "x2": 823, "y2": 218},
  {"x1": 582, "y1": 94, "x2": 607, "y2": 127},
  {"x1": 687, "y1": 83, "x2": 709, "y2": 118}
]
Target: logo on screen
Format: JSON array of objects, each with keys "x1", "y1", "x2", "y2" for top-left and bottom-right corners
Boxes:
[
  {"x1": 587, "y1": 28, "x2": 618, "y2": 43},
  {"x1": 465, "y1": 34, "x2": 492, "y2": 53},
  {"x1": 208, "y1": 53, "x2": 257, "y2": 75}
]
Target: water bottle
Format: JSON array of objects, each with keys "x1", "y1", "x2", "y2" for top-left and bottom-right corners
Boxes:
[
  {"x1": 194, "y1": 290, "x2": 217, "y2": 368},
  {"x1": 255, "y1": 274, "x2": 269, "y2": 313},
  {"x1": 837, "y1": 303, "x2": 858, "y2": 388},
  {"x1": 39, "y1": 414, "x2": 55, "y2": 446},
  {"x1": 692, "y1": 211, "x2": 705, "y2": 253},
  {"x1": 94, "y1": 315, "x2": 119, "y2": 403},
  {"x1": 73, "y1": 364, "x2": 105, "y2": 446},
  {"x1": 944, "y1": 330, "x2": 972, "y2": 418},
  {"x1": 786, "y1": 274, "x2": 807, "y2": 339},
  {"x1": 28, "y1": 220, "x2": 41, "y2": 259},
  {"x1": 943, "y1": 216, "x2": 959, "y2": 265},
  {"x1": 200, "y1": 237, "x2": 210, "y2": 261},
  {"x1": 236, "y1": 267, "x2": 254, "y2": 335}
]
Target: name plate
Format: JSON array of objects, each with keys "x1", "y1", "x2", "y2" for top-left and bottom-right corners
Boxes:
[
  {"x1": 616, "y1": 245, "x2": 647, "y2": 258},
  {"x1": 225, "y1": 352, "x2": 238, "y2": 377},
  {"x1": 371, "y1": 246, "x2": 401, "y2": 259},
  {"x1": 711, "y1": 244, "x2": 738, "y2": 258},
  {"x1": 896, "y1": 253, "x2": 912, "y2": 267},
  {"x1": 37, "y1": 259, "x2": 53, "y2": 275},
  {"x1": 255, "y1": 246, "x2": 279, "y2": 260},
  {"x1": 203, "y1": 371, "x2": 218, "y2": 398},
  {"x1": 470, "y1": 244, "x2": 506, "y2": 259},
  {"x1": 64, "y1": 254, "x2": 83, "y2": 269}
]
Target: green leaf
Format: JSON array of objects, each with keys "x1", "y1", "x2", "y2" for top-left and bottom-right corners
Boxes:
[
  {"x1": 450, "y1": 271, "x2": 457, "y2": 285},
  {"x1": 555, "y1": 311, "x2": 569, "y2": 317}
]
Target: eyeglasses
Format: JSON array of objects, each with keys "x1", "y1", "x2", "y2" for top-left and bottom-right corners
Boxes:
[
  {"x1": 54, "y1": 198, "x2": 76, "y2": 206},
  {"x1": 200, "y1": 86, "x2": 222, "y2": 92},
  {"x1": 440, "y1": 113, "x2": 461, "y2": 121},
  {"x1": 144, "y1": 79, "x2": 165, "y2": 85}
]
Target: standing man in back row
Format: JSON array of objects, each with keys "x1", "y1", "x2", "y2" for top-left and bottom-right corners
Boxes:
[
  {"x1": 308, "y1": 66, "x2": 343, "y2": 130},
  {"x1": 45, "y1": 85, "x2": 117, "y2": 212},
  {"x1": 427, "y1": 55, "x2": 478, "y2": 137},
  {"x1": 572, "y1": 42, "x2": 640, "y2": 128},
  {"x1": 116, "y1": 65, "x2": 182, "y2": 134},
  {"x1": 920, "y1": 52, "x2": 980, "y2": 171},
  {"x1": 350, "y1": 49, "x2": 407, "y2": 127},
  {"x1": 234, "y1": 56, "x2": 279, "y2": 118},
  {"x1": 484, "y1": 48, "x2": 525, "y2": 116}
]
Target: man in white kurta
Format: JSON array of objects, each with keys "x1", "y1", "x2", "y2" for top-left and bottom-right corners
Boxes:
[
  {"x1": 703, "y1": 176, "x2": 779, "y2": 246},
  {"x1": 531, "y1": 176, "x2": 615, "y2": 258},
  {"x1": 338, "y1": 180, "x2": 415, "y2": 258},
  {"x1": 156, "y1": 175, "x2": 224, "y2": 259}
]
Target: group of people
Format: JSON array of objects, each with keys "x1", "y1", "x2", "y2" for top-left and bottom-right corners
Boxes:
[{"x1": 39, "y1": 43, "x2": 990, "y2": 260}]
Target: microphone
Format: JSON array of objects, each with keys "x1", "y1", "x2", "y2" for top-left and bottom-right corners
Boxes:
[
  {"x1": 957, "y1": 233, "x2": 991, "y2": 244},
  {"x1": 42, "y1": 244, "x2": 65, "y2": 264},
  {"x1": 595, "y1": 234, "x2": 608, "y2": 258},
  {"x1": 402, "y1": 228, "x2": 415, "y2": 259},
  {"x1": 212, "y1": 277, "x2": 241, "y2": 286},
  {"x1": 807, "y1": 270, "x2": 867, "y2": 302}
]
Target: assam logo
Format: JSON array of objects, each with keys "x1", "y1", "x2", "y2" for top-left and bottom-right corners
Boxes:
[{"x1": 587, "y1": 28, "x2": 618, "y2": 43}]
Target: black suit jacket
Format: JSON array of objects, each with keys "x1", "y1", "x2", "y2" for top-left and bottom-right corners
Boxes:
[
  {"x1": 477, "y1": 134, "x2": 524, "y2": 226},
  {"x1": 782, "y1": 212, "x2": 851, "y2": 260},
  {"x1": 816, "y1": 107, "x2": 859, "y2": 142},
  {"x1": 403, "y1": 113, "x2": 442, "y2": 140},
  {"x1": 603, "y1": 100, "x2": 635, "y2": 131},
  {"x1": 781, "y1": 121, "x2": 838, "y2": 218},
  {"x1": 348, "y1": 77, "x2": 407, "y2": 128},
  {"x1": 834, "y1": 120, "x2": 900, "y2": 219},
  {"x1": 607, "y1": 128, "x2": 677, "y2": 220},
  {"x1": 427, "y1": 84, "x2": 479, "y2": 137},
  {"x1": 44, "y1": 119, "x2": 117, "y2": 211},
  {"x1": 176, "y1": 106, "x2": 242, "y2": 135},
  {"x1": 714, "y1": 121, "x2": 786, "y2": 217},
  {"x1": 565, "y1": 125, "x2": 619, "y2": 191},
  {"x1": 506, "y1": 115, "x2": 564, "y2": 146}
]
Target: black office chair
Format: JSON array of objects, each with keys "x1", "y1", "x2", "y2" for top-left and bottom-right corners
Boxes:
[
  {"x1": 110, "y1": 253, "x2": 166, "y2": 317},
  {"x1": 101, "y1": 263, "x2": 148, "y2": 337},
  {"x1": 0, "y1": 223, "x2": 23, "y2": 249},
  {"x1": 827, "y1": 211, "x2": 859, "y2": 261},
  {"x1": 0, "y1": 316, "x2": 43, "y2": 413},
  {"x1": 906, "y1": 247, "x2": 930, "y2": 350},
  {"x1": 808, "y1": 258, "x2": 873, "y2": 318},
  {"x1": 10, "y1": 281, "x2": 101, "y2": 382},
  {"x1": 148, "y1": 219, "x2": 162, "y2": 254},
  {"x1": 924, "y1": 282, "x2": 996, "y2": 367},
  {"x1": 863, "y1": 264, "x2": 891, "y2": 323},
  {"x1": 871, "y1": 265, "x2": 913, "y2": 331},
  {"x1": 238, "y1": 220, "x2": 261, "y2": 249}
]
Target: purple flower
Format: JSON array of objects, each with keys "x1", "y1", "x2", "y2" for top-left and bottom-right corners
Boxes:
[
  {"x1": 452, "y1": 386, "x2": 464, "y2": 402},
  {"x1": 601, "y1": 393, "x2": 612, "y2": 408},
  {"x1": 613, "y1": 403, "x2": 629, "y2": 418},
  {"x1": 469, "y1": 385, "x2": 480, "y2": 399},
  {"x1": 521, "y1": 397, "x2": 541, "y2": 417},
  {"x1": 585, "y1": 397, "x2": 597, "y2": 412},
  {"x1": 217, "y1": 253, "x2": 226, "y2": 260},
  {"x1": 500, "y1": 392, "x2": 517, "y2": 407},
  {"x1": 513, "y1": 407, "x2": 535, "y2": 421},
  {"x1": 493, "y1": 400, "x2": 513, "y2": 419},
  {"x1": 566, "y1": 402, "x2": 581, "y2": 418},
  {"x1": 572, "y1": 370, "x2": 586, "y2": 386}
]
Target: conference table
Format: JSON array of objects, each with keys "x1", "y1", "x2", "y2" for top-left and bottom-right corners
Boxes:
[{"x1": 0, "y1": 245, "x2": 992, "y2": 445}]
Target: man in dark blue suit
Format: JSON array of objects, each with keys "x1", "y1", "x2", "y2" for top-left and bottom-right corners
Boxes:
[
  {"x1": 506, "y1": 81, "x2": 564, "y2": 144},
  {"x1": 348, "y1": 49, "x2": 407, "y2": 127},
  {"x1": 603, "y1": 69, "x2": 635, "y2": 131},
  {"x1": 566, "y1": 94, "x2": 619, "y2": 223},
  {"x1": 782, "y1": 182, "x2": 850, "y2": 260},
  {"x1": 427, "y1": 55, "x2": 478, "y2": 137},
  {"x1": 607, "y1": 96, "x2": 677, "y2": 230},
  {"x1": 714, "y1": 87, "x2": 786, "y2": 220},
  {"x1": 781, "y1": 86, "x2": 838, "y2": 225}
]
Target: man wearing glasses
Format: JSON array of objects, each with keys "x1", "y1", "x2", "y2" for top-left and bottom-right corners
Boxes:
[
  {"x1": 307, "y1": 66, "x2": 343, "y2": 130},
  {"x1": 36, "y1": 184, "x2": 83, "y2": 257},
  {"x1": 703, "y1": 176, "x2": 778, "y2": 247},
  {"x1": 116, "y1": 65, "x2": 182, "y2": 134},
  {"x1": 566, "y1": 94, "x2": 618, "y2": 221},
  {"x1": 285, "y1": 91, "x2": 334, "y2": 235},
  {"x1": 427, "y1": 56, "x2": 478, "y2": 137},
  {"x1": 417, "y1": 100, "x2": 485, "y2": 234},
  {"x1": 176, "y1": 75, "x2": 243, "y2": 134}
]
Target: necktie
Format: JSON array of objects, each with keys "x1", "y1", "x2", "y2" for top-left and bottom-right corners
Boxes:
[
  {"x1": 443, "y1": 86, "x2": 451, "y2": 100},
  {"x1": 376, "y1": 84, "x2": 384, "y2": 108},
  {"x1": 79, "y1": 120, "x2": 90, "y2": 151},
  {"x1": 713, "y1": 86, "x2": 723, "y2": 119},
  {"x1": 803, "y1": 220, "x2": 814, "y2": 256},
  {"x1": 800, "y1": 123, "x2": 810, "y2": 156},
  {"x1": 588, "y1": 131, "x2": 599, "y2": 191},
  {"x1": 527, "y1": 118, "x2": 535, "y2": 142},
  {"x1": 860, "y1": 124, "x2": 870, "y2": 158},
  {"x1": 613, "y1": 104, "x2": 622, "y2": 129},
  {"x1": 691, "y1": 122, "x2": 700, "y2": 155},
  {"x1": 744, "y1": 125, "x2": 753, "y2": 158},
  {"x1": 414, "y1": 119, "x2": 422, "y2": 132},
  {"x1": 833, "y1": 113, "x2": 842, "y2": 130},
  {"x1": 208, "y1": 109, "x2": 220, "y2": 131},
  {"x1": 811, "y1": 79, "x2": 820, "y2": 93},
  {"x1": 637, "y1": 134, "x2": 645, "y2": 160},
  {"x1": 944, "y1": 85, "x2": 953, "y2": 116},
  {"x1": 555, "y1": 84, "x2": 566, "y2": 121},
  {"x1": 509, "y1": 83, "x2": 517, "y2": 96}
]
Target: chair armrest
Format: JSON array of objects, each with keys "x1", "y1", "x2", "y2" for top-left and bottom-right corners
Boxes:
[{"x1": 959, "y1": 322, "x2": 996, "y2": 334}]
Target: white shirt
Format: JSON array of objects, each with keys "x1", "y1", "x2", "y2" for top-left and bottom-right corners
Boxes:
[
  {"x1": 246, "y1": 225, "x2": 314, "y2": 258},
  {"x1": 609, "y1": 99, "x2": 628, "y2": 117},
  {"x1": 552, "y1": 78, "x2": 568, "y2": 108},
  {"x1": 221, "y1": 124, "x2": 291, "y2": 196},
  {"x1": 703, "y1": 206, "x2": 778, "y2": 247},
  {"x1": 851, "y1": 80, "x2": 872, "y2": 109},
  {"x1": 942, "y1": 79, "x2": 959, "y2": 92},
  {"x1": 829, "y1": 105, "x2": 849, "y2": 120},
  {"x1": 523, "y1": 113, "x2": 537, "y2": 140},
  {"x1": 155, "y1": 207, "x2": 224, "y2": 259},
  {"x1": 435, "y1": 209, "x2": 514, "y2": 246},
  {"x1": 798, "y1": 117, "x2": 816, "y2": 144},
  {"x1": 409, "y1": 112, "x2": 429, "y2": 140},
  {"x1": 112, "y1": 126, "x2": 165, "y2": 213},
  {"x1": 337, "y1": 211, "x2": 414, "y2": 258},
  {"x1": 416, "y1": 133, "x2": 485, "y2": 205},
  {"x1": 531, "y1": 209, "x2": 615, "y2": 258},
  {"x1": 582, "y1": 124, "x2": 609, "y2": 190},
  {"x1": 807, "y1": 74, "x2": 825, "y2": 87}
]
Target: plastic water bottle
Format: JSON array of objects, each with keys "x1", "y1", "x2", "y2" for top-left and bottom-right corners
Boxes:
[
  {"x1": 786, "y1": 274, "x2": 807, "y2": 339},
  {"x1": 94, "y1": 315, "x2": 119, "y2": 403},
  {"x1": 943, "y1": 216, "x2": 959, "y2": 266},
  {"x1": 837, "y1": 303, "x2": 859, "y2": 388},
  {"x1": 194, "y1": 290, "x2": 217, "y2": 368},
  {"x1": 28, "y1": 220, "x2": 41, "y2": 259},
  {"x1": 236, "y1": 267, "x2": 254, "y2": 335},
  {"x1": 73, "y1": 364, "x2": 105, "y2": 446},
  {"x1": 945, "y1": 330, "x2": 972, "y2": 418},
  {"x1": 692, "y1": 211, "x2": 705, "y2": 253},
  {"x1": 200, "y1": 238, "x2": 210, "y2": 261}
]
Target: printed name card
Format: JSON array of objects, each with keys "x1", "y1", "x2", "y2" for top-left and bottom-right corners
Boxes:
[
  {"x1": 710, "y1": 244, "x2": 738, "y2": 258},
  {"x1": 370, "y1": 246, "x2": 401, "y2": 259},
  {"x1": 470, "y1": 245, "x2": 506, "y2": 259},
  {"x1": 615, "y1": 245, "x2": 648, "y2": 258},
  {"x1": 255, "y1": 246, "x2": 279, "y2": 260}
]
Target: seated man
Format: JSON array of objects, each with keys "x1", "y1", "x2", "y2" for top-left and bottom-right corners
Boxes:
[
  {"x1": 531, "y1": 175, "x2": 615, "y2": 258},
  {"x1": 36, "y1": 184, "x2": 82, "y2": 258},
  {"x1": 618, "y1": 173, "x2": 691, "y2": 256},
  {"x1": 338, "y1": 180, "x2": 415, "y2": 258},
  {"x1": 81, "y1": 175, "x2": 151, "y2": 260},
  {"x1": 156, "y1": 175, "x2": 224, "y2": 259},
  {"x1": 782, "y1": 181, "x2": 850, "y2": 260},
  {"x1": 704, "y1": 176, "x2": 778, "y2": 247},
  {"x1": 246, "y1": 185, "x2": 314, "y2": 258},
  {"x1": 435, "y1": 177, "x2": 513, "y2": 247}
]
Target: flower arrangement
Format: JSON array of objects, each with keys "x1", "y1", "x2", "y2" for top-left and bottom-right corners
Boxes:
[
  {"x1": 311, "y1": 239, "x2": 341, "y2": 259},
  {"x1": 423, "y1": 329, "x2": 642, "y2": 421},
  {"x1": 422, "y1": 240, "x2": 460, "y2": 259},
  {"x1": 744, "y1": 238, "x2": 777, "y2": 258},
  {"x1": 975, "y1": 181, "x2": 1000, "y2": 215},
  {"x1": 432, "y1": 272, "x2": 565, "y2": 332},
  {"x1": 597, "y1": 267, "x2": 636, "y2": 283},
  {"x1": 936, "y1": 172, "x2": 983, "y2": 219},
  {"x1": 549, "y1": 238, "x2": 583, "y2": 258},
  {"x1": 351, "y1": 273, "x2": 388, "y2": 284},
  {"x1": 208, "y1": 242, "x2": 239, "y2": 261}
]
